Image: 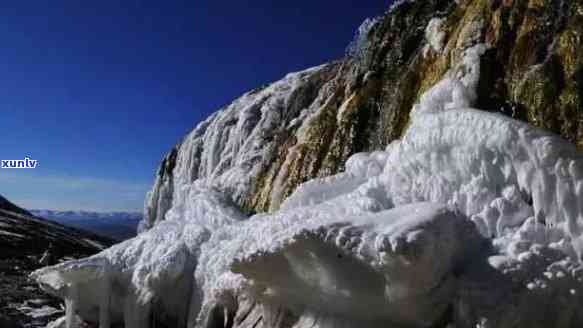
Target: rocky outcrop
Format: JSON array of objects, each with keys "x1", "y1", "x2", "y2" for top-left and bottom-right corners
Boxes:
[{"x1": 143, "y1": 0, "x2": 583, "y2": 230}]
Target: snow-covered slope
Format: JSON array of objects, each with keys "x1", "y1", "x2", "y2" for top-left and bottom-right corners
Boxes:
[
  {"x1": 0, "y1": 196, "x2": 112, "y2": 256},
  {"x1": 30, "y1": 210, "x2": 141, "y2": 241},
  {"x1": 32, "y1": 0, "x2": 583, "y2": 327}
]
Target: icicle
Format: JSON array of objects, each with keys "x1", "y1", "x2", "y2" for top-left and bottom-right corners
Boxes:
[
  {"x1": 557, "y1": 161, "x2": 579, "y2": 237},
  {"x1": 124, "y1": 290, "x2": 151, "y2": 328},
  {"x1": 531, "y1": 168, "x2": 546, "y2": 225},
  {"x1": 140, "y1": 301, "x2": 152, "y2": 328},
  {"x1": 99, "y1": 262, "x2": 111, "y2": 328},
  {"x1": 571, "y1": 181, "x2": 583, "y2": 261},
  {"x1": 124, "y1": 293, "x2": 136, "y2": 328},
  {"x1": 65, "y1": 283, "x2": 79, "y2": 328},
  {"x1": 543, "y1": 171, "x2": 558, "y2": 227},
  {"x1": 576, "y1": 181, "x2": 583, "y2": 223}
]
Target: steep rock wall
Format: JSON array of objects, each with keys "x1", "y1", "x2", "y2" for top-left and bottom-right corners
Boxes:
[{"x1": 143, "y1": 0, "x2": 583, "y2": 229}]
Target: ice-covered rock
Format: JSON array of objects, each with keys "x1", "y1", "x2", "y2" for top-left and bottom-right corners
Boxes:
[
  {"x1": 140, "y1": 64, "x2": 339, "y2": 231},
  {"x1": 424, "y1": 17, "x2": 446, "y2": 55},
  {"x1": 228, "y1": 203, "x2": 480, "y2": 327},
  {"x1": 142, "y1": 0, "x2": 583, "y2": 234},
  {"x1": 34, "y1": 200, "x2": 482, "y2": 328},
  {"x1": 33, "y1": 184, "x2": 246, "y2": 328},
  {"x1": 32, "y1": 70, "x2": 583, "y2": 326}
]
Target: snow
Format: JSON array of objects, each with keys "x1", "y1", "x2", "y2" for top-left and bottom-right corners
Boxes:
[
  {"x1": 346, "y1": 17, "x2": 380, "y2": 58},
  {"x1": 30, "y1": 210, "x2": 142, "y2": 221},
  {"x1": 414, "y1": 43, "x2": 487, "y2": 116},
  {"x1": 14, "y1": 303, "x2": 63, "y2": 319},
  {"x1": 82, "y1": 238, "x2": 107, "y2": 250},
  {"x1": 220, "y1": 203, "x2": 478, "y2": 326},
  {"x1": 32, "y1": 38, "x2": 583, "y2": 327},
  {"x1": 0, "y1": 230, "x2": 26, "y2": 238},
  {"x1": 424, "y1": 17, "x2": 446, "y2": 55},
  {"x1": 45, "y1": 315, "x2": 83, "y2": 328},
  {"x1": 387, "y1": 0, "x2": 417, "y2": 13},
  {"x1": 33, "y1": 184, "x2": 245, "y2": 327}
]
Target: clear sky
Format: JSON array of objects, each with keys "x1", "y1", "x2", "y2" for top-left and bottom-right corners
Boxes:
[{"x1": 0, "y1": 1, "x2": 387, "y2": 212}]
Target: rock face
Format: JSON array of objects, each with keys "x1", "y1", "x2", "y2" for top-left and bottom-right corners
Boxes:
[
  {"x1": 143, "y1": 0, "x2": 583, "y2": 230},
  {"x1": 33, "y1": 1, "x2": 583, "y2": 328}
]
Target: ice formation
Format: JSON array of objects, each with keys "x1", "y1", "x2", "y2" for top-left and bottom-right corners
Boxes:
[
  {"x1": 424, "y1": 17, "x2": 446, "y2": 55},
  {"x1": 33, "y1": 26, "x2": 583, "y2": 328},
  {"x1": 140, "y1": 64, "x2": 335, "y2": 232},
  {"x1": 346, "y1": 17, "x2": 380, "y2": 59}
]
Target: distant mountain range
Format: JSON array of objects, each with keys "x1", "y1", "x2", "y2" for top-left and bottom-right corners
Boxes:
[
  {"x1": 30, "y1": 210, "x2": 141, "y2": 241},
  {"x1": 0, "y1": 197, "x2": 113, "y2": 256},
  {"x1": 0, "y1": 195, "x2": 113, "y2": 327}
]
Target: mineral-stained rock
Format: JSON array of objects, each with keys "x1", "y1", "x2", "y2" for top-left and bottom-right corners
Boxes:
[{"x1": 143, "y1": 0, "x2": 583, "y2": 229}]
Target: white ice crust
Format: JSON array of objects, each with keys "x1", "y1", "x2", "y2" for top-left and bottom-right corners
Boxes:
[
  {"x1": 424, "y1": 17, "x2": 446, "y2": 55},
  {"x1": 34, "y1": 38, "x2": 583, "y2": 328},
  {"x1": 140, "y1": 64, "x2": 334, "y2": 231}
]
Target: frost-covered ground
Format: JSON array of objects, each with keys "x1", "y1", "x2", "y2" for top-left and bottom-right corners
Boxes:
[{"x1": 31, "y1": 27, "x2": 583, "y2": 327}]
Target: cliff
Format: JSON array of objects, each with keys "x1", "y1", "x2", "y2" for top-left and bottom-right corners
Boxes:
[{"x1": 143, "y1": 0, "x2": 583, "y2": 230}]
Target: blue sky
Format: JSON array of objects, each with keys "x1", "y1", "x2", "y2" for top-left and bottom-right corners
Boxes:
[{"x1": 0, "y1": 1, "x2": 386, "y2": 212}]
